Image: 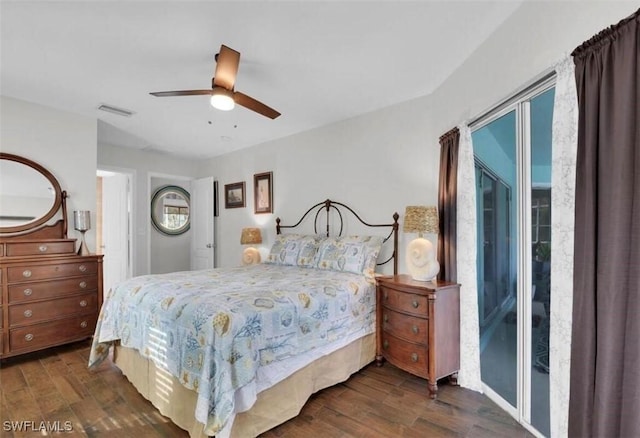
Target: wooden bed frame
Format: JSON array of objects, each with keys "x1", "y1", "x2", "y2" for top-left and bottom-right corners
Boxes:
[{"x1": 112, "y1": 199, "x2": 400, "y2": 437}]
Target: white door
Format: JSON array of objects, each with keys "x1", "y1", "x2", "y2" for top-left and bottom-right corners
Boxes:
[
  {"x1": 191, "y1": 177, "x2": 215, "y2": 270},
  {"x1": 102, "y1": 172, "x2": 130, "y2": 292}
]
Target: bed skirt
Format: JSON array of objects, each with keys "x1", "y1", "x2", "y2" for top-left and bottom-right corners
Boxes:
[{"x1": 113, "y1": 333, "x2": 375, "y2": 437}]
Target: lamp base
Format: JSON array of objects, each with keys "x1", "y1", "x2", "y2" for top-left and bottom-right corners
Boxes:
[
  {"x1": 242, "y1": 247, "x2": 261, "y2": 265},
  {"x1": 77, "y1": 231, "x2": 91, "y2": 256},
  {"x1": 406, "y1": 237, "x2": 439, "y2": 282}
]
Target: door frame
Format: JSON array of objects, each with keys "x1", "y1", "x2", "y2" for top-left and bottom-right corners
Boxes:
[
  {"x1": 469, "y1": 76, "x2": 555, "y2": 438},
  {"x1": 97, "y1": 165, "x2": 135, "y2": 287}
]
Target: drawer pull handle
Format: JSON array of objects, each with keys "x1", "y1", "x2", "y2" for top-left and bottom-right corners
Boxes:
[
  {"x1": 39, "y1": 245, "x2": 48, "y2": 252},
  {"x1": 23, "y1": 288, "x2": 33, "y2": 296},
  {"x1": 22, "y1": 270, "x2": 32, "y2": 278},
  {"x1": 79, "y1": 265, "x2": 87, "y2": 272},
  {"x1": 79, "y1": 300, "x2": 88, "y2": 307},
  {"x1": 412, "y1": 325, "x2": 419, "y2": 334},
  {"x1": 411, "y1": 353, "x2": 419, "y2": 362},
  {"x1": 23, "y1": 310, "x2": 33, "y2": 318},
  {"x1": 24, "y1": 334, "x2": 34, "y2": 342},
  {"x1": 412, "y1": 300, "x2": 419, "y2": 309},
  {"x1": 79, "y1": 281, "x2": 87, "y2": 289},
  {"x1": 384, "y1": 292, "x2": 388, "y2": 301},
  {"x1": 80, "y1": 321, "x2": 88, "y2": 328},
  {"x1": 383, "y1": 339, "x2": 389, "y2": 349},
  {"x1": 383, "y1": 314, "x2": 388, "y2": 323}
]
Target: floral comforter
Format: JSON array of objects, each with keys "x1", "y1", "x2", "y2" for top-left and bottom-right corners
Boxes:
[{"x1": 88, "y1": 264, "x2": 375, "y2": 435}]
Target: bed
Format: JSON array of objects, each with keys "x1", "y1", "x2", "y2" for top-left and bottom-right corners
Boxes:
[{"x1": 88, "y1": 199, "x2": 399, "y2": 437}]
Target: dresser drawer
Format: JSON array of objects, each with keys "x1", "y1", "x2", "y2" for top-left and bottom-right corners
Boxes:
[
  {"x1": 8, "y1": 276, "x2": 97, "y2": 303},
  {"x1": 380, "y1": 286, "x2": 429, "y2": 317},
  {"x1": 9, "y1": 314, "x2": 97, "y2": 353},
  {"x1": 9, "y1": 293, "x2": 97, "y2": 327},
  {"x1": 7, "y1": 261, "x2": 97, "y2": 283},
  {"x1": 381, "y1": 332, "x2": 429, "y2": 379},
  {"x1": 5, "y1": 240, "x2": 75, "y2": 257},
  {"x1": 382, "y1": 307, "x2": 428, "y2": 344}
]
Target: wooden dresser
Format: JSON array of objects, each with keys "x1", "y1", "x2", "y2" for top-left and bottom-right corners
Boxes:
[
  {"x1": 0, "y1": 243, "x2": 103, "y2": 358},
  {"x1": 376, "y1": 275, "x2": 460, "y2": 398},
  {"x1": 0, "y1": 153, "x2": 103, "y2": 359}
]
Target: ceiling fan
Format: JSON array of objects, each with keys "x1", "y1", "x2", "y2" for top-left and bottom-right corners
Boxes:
[{"x1": 150, "y1": 45, "x2": 281, "y2": 119}]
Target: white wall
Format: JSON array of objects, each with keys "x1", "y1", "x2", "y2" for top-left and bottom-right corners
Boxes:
[
  {"x1": 0, "y1": 96, "x2": 98, "y2": 250},
  {"x1": 426, "y1": 1, "x2": 639, "y2": 137},
  {"x1": 97, "y1": 142, "x2": 198, "y2": 276},
  {"x1": 197, "y1": 95, "x2": 435, "y2": 270},
  {"x1": 196, "y1": 1, "x2": 638, "y2": 271},
  {"x1": 149, "y1": 176, "x2": 192, "y2": 274}
]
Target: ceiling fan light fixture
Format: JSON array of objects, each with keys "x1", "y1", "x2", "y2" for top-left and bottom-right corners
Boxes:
[{"x1": 210, "y1": 88, "x2": 235, "y2": 111}]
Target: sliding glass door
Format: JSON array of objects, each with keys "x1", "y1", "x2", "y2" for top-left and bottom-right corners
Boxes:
[{"x1": 472, "y1": 83, "x2": 554, "y2": 437}]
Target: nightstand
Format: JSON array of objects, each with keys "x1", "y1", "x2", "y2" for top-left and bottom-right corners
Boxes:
[{"x1": 376, "y1": 274, "x2": 460, "y2": 399}]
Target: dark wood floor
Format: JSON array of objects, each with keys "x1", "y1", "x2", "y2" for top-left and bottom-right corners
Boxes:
[{"x1": 1, "y1": 340, "x2": 533, "y2": 437}]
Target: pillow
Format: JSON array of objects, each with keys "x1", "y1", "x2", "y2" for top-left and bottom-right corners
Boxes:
[
  {"x1": 264, "y1": 234, "x2": 321, "y2": 267},
  {"x1": 314, "y1": 235, "x2": 384, "y2": 278}
]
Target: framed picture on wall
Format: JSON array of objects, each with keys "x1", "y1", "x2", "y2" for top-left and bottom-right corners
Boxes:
[
  {"x1": 254, "y1": 171, "x2": 273, "y2": 214},
  {"x1": 224, "y1": 181, "x2": 245, "y2": 208}
]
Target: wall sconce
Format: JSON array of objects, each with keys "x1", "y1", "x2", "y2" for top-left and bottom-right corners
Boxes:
[
  {"x1": 73, "y1": 210, "x2": 91, "y2": 256},
  {"x1": 403, "y1": 206, "x2": 439, "y2": 281},
  {"x1": 240, "y1": 227, "x2": 262, "y2": 265}
]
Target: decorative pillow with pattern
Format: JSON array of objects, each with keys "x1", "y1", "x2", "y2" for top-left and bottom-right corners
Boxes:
[
  {"x1": 264, "y1": 234, "x2": 320, "y2": 267},
  {"x1": 314, "y1": 235, "x2": 384, "y2": 279}
]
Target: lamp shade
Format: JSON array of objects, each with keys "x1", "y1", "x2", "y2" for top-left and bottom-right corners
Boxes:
[
  {"x1": 240, "y1": 227, "x2": 262, "y2": 245},
  {"x1": 73, "y1": 210, "x2": 91, "y2": 231},
  {"x1": 403, "y1": 206, "x2": 438, "y2": 235}
]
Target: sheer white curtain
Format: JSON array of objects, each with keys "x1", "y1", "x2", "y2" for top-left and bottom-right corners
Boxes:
[
  {"x1": 455, "y1": 59, "x2": 577, "y2": 434},
  {"x1": 455, "y1": 124, "x2": 482, "y2": 391},
  {"x1": 549, "y1": 55, "x2": 578, "y2": 438}
]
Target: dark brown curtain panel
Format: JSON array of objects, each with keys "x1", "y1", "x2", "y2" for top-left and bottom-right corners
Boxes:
[
  {"x1": 569, "y1": 9, "x2": 640, "y2": 438},
  {"x1": 437, "y1": 127, "x2": 459, "y2": 282}
]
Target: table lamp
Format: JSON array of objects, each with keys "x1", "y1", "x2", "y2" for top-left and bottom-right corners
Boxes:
[
  {"x1": 74, "y1": 210, "x2": 91, "y2": 256},
  {"x1": 240, "y1": 227, "x2": 262, "y2": 265},
  {"x1": 403, "y1": 206, "x2": 439, "y2": 281}
]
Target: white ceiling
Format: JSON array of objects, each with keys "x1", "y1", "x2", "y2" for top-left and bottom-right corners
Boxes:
[{"x1": 1, "y1": 1, "x2": 522, "y2": 160}]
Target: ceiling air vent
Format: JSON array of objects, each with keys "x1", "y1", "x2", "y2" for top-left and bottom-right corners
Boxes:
[{"x1": 97, "y1": 103, "x2": 135, "y2": 117}]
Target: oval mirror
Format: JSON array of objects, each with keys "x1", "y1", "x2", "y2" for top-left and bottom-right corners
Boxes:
[
  {"x1": 151, "y1": 185, "x2": 190, "y2": 236},
  {"x1": 0, "y1": 153, "x2": 63, "y2": 233}
]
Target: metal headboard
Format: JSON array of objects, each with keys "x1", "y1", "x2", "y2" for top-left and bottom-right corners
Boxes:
[{"x1": 275, "y1": 199, "x2": 400, "y2": 274}]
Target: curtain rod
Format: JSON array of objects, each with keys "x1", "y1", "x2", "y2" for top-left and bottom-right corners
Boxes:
[{"x1": 468, "y1": 68, "x2": 557, "y2": 128}]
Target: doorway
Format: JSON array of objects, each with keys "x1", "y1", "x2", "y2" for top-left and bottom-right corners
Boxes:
[
  {"x1": 96, "y1": 168, "x2": 133, "y2": 294},
  {"x1": 471, "y1": 83, "x2": 555, "y2": 437}
]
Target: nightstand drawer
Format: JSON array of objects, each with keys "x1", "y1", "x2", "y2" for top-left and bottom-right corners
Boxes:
[
  {"x1": 382, "y1": 308, "x2": 428, "y2": 344},
  {"x1": 380, "y1": 286, "x2": 428, "y2": 316},
  {"x1": 381, "y1": 332, "x2": 428, "y2": 379}
]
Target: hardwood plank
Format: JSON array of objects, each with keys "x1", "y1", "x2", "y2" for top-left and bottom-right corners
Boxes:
[
  {"x1": 0, "y1": 363, "x2": 28, "y2": 393},
  {"x1": 2, "y1": 340, "x2": 535, "y2": 438}
]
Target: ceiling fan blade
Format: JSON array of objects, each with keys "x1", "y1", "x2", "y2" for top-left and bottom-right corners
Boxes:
[
  {"x1": 213, "y1": 45, "x2": 240, "y2": 90},
  {"x1": 150, "y1": 90, "x2": 213, "y2": 97},
  {"x1": 234, "y1": 91, "x2": 281, "y2": 119}
]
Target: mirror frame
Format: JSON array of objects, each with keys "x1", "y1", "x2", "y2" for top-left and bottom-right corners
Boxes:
[
  {"x1": 0, "y1": 153, "x2": 63, "y2": 234},
  {"x1": 150, "y1": 185, "x2": 191, "y2": 236}
]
